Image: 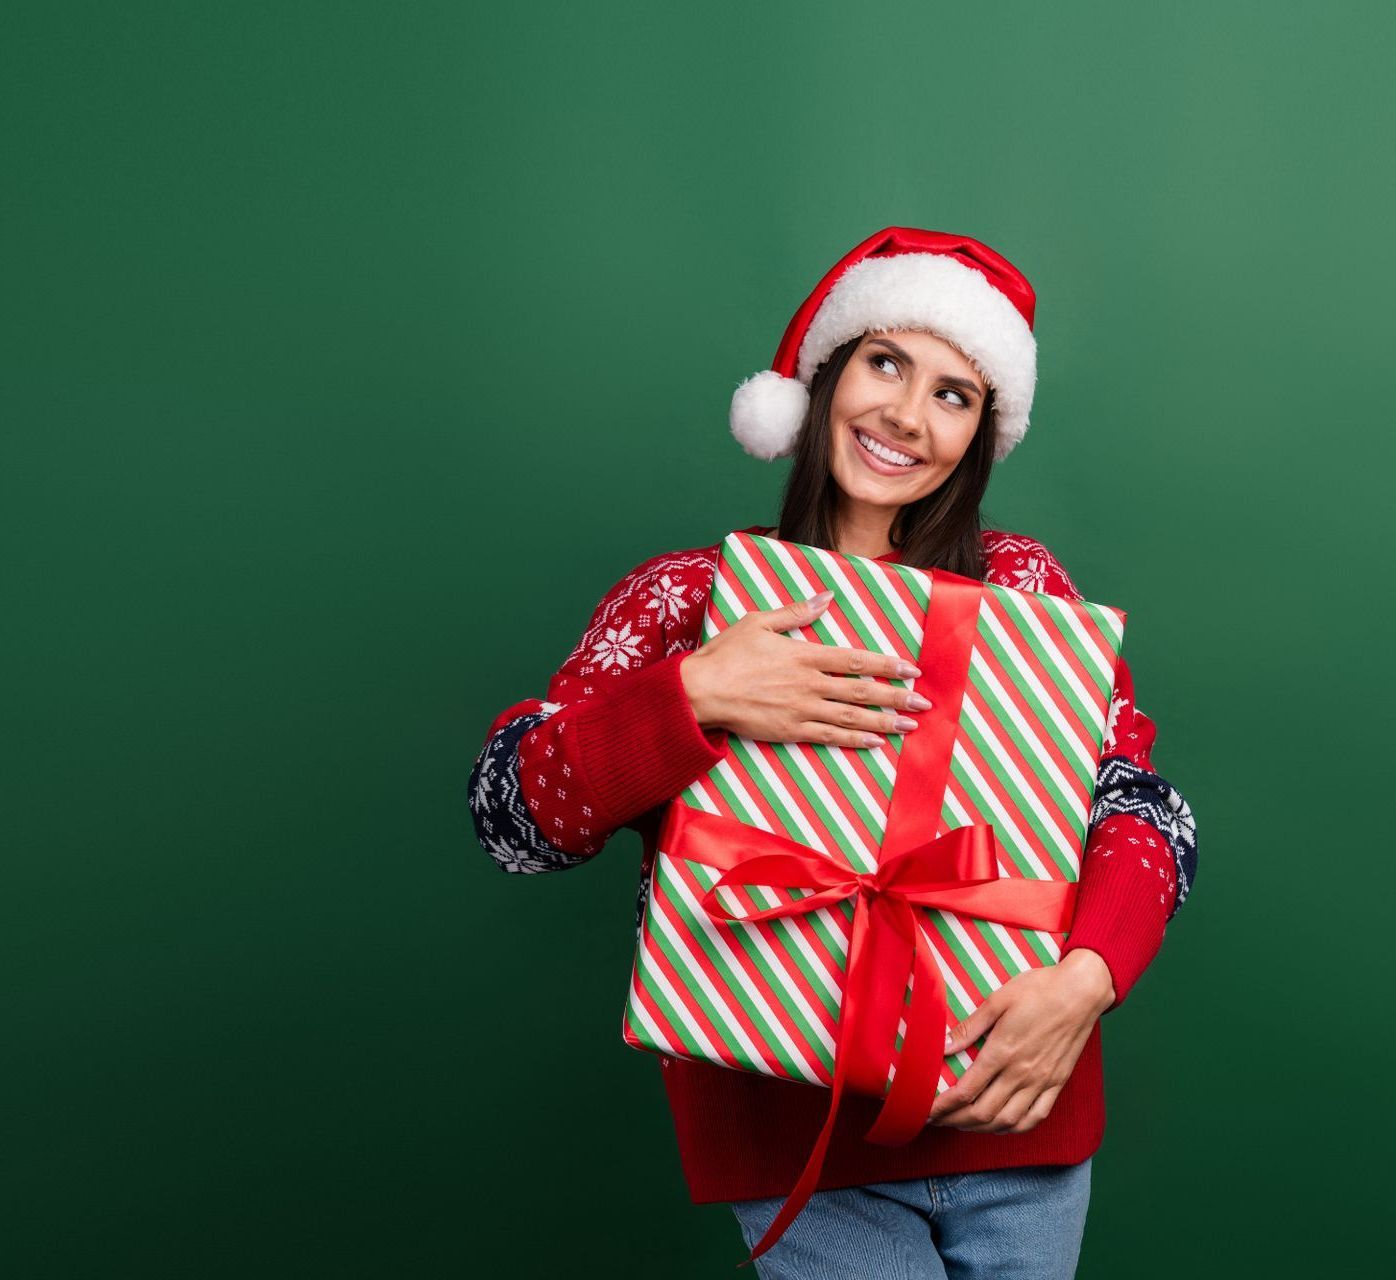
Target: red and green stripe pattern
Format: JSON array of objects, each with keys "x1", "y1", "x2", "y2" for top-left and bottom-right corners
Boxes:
[{"x1": 623, "y1": 531, "x2": 1125, "y2": 1098}]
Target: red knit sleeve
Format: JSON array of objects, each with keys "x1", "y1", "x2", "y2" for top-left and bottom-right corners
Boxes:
[
  {"x1": 468, "y1": 548, "x2": 729, "y2": 872},
  {"x1": 1058, "y1": 654, "x2": 1177, "y2": 1010},
  {"x1": 988, "y1": 535, "x2": 1186, "y2": 1012}
]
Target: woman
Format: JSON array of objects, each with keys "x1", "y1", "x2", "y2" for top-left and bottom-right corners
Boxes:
[{"x1": 469, "y1": 228, "x2": 1198, "y2": 1279}]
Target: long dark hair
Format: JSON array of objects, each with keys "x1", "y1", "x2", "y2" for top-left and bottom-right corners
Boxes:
[{"x1": 773, "y1": 333, "x2": 998, "y2": 578}]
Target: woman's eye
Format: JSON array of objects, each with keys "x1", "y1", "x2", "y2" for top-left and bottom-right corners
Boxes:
[
  {"x1": 938, "y1": 388, "x2": 969, "y2": 408},
  {"x1": 869, "y1": 353, "x2": 898, "y2": 375}
]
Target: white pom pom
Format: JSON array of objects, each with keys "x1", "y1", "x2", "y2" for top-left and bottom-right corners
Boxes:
[{"x1": 729, "y1": 370, "x2": 809, "y2": 460}]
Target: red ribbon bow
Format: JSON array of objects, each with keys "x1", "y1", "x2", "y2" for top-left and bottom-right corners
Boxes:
[{"x1": 663, "y1": 804, "x2": 1077, "y2": 1267}]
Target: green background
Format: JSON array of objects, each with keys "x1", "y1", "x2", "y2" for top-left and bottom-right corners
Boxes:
[{"x1": 6, "y1": 1, "x2": 1391, "y2": 1275}]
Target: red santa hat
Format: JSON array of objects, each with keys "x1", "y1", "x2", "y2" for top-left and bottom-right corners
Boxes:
[{"x1": 730, "y1": 227, "x2": 1038, "y2": 464}]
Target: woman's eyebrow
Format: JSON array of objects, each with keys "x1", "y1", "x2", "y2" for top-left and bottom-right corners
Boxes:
[{"x1": 867, "y1": 338, "x2": 984, "y2": 397}]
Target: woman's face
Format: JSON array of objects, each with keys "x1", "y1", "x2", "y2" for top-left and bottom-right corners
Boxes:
[{"x1": 828, "y1": 328, "x2": 989, "y2": 515}]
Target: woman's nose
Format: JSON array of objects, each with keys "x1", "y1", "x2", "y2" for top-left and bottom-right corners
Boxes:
[{"x1": 883, "y1": 393, "x2": 925, "y2": 436}]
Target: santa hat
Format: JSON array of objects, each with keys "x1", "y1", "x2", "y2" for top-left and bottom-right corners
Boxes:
[{"x1": 730, "y1": 227, "x2": 1038, "y2": 464}]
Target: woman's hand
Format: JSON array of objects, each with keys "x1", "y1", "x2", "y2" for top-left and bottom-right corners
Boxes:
[
  {"x1": 926, "y1": 950, "x2": 1116, "y2": 1134},
  {"x1": 679, "y1": 590, "x2": 930, "y2": 748}
]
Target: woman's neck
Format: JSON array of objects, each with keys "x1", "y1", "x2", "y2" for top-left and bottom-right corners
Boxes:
[{"x1": 833, "y1": 505, "x2": 897, "y2": 560}]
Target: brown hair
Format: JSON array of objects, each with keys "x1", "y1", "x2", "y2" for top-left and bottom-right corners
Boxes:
[{"x1": 772, "y1": 333, "x2": 999, "y2": 577}]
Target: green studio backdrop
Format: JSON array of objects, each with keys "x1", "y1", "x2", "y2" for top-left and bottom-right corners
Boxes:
[{"x1": 6, "y1": 1, "x2": 1392, "y2": 1276}]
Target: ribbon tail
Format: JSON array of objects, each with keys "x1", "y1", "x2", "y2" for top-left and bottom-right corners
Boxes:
[
  {"x1": 863, "y1": 908, "x2": 948, "y2": 1146},
  {"x1": 736, "y1": 1028, "x2": 850, "y2": 1269},
  {"x1": 736, "y1": 894, "x2": 872, "y2": 1269}
]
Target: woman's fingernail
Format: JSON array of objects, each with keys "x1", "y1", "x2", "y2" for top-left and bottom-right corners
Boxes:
[
  {"x1": 811, "y1": 589, "x2": 835, "y2": 605},
  {"x1": 896, "y1": 661, "x2": 921, "y2": 678},
  {"x1": 894, "y1": 716, "x2": 918, "y2": 732},
  {"x1": 906, "y1": 692, "x2": 932, "y2": 711}
]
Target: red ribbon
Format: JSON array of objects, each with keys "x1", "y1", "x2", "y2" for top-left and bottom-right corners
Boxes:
[{"x1": 656, "y1": 569, "x2": 1081, "y2": 1268}]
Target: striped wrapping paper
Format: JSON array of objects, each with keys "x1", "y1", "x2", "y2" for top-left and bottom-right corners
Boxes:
[{"x1": 622, "y1": 529, "x2": 1126, "y2": 1105}]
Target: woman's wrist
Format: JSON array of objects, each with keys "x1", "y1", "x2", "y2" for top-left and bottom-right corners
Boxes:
[
  {"x1": 679, "y1": 652, "x2": 720, "y2": 730},
  {"x1": 1056, "y1": 948, "x2": 1116, "y2": 1014}
]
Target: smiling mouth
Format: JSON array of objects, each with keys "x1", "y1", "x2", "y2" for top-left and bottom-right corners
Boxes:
[{"x1": 852, "y1": 427, "x2": 925, "y2": 469}]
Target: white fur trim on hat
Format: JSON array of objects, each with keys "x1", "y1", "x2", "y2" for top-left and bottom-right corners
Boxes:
[
  {"x1": 800, "y1": 253, "x2": 1036, "y2": 463},
  {"x1": 731, "y1": 252, "x2": 1038, "y2": 464},
  {"x1": 730, "y1": 369, "x2": 810, "y2": 460}
]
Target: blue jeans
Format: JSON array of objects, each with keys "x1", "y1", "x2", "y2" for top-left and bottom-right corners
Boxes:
[{"x1": 729, "y1": 1159, "x2": 1092, "y2": 1279}]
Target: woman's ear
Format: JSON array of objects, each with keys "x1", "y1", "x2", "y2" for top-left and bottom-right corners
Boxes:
[{"x1": 978, "y1": 389, "x2": 997, "y2": 440}]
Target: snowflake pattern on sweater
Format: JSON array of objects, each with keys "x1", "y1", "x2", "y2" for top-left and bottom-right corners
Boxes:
[
  {"x1": 468, "y1": 526, "x2": 1198, "y2": 1005},
  {"x1": 467, "y1": 704, "x2": 589, "y2": 875},
  {"x1": 467, "y1": 545, "x2": 719, "y2": 870}
]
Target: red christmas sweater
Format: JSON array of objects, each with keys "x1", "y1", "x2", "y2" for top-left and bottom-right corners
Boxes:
[{"x1": 469, "y1": 524, "x2": 1197, "y2": 1203}]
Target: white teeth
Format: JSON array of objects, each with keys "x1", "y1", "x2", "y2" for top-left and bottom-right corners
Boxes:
[{"x1": 855, "y1": 429, "x2": 920, "y2": 467}]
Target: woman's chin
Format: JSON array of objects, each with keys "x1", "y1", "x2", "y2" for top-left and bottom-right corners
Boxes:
[
  {"x1": 835, "y1": 476, "x2": 908, "y2": 509},
  {"x1": 834, "y1": 459, "x2": 923, "y2": 507}
]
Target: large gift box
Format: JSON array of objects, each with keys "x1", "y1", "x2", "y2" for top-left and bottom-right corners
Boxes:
[{"x1": 621, "y1": 530, "x2": 1126, "y2": 1261}]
